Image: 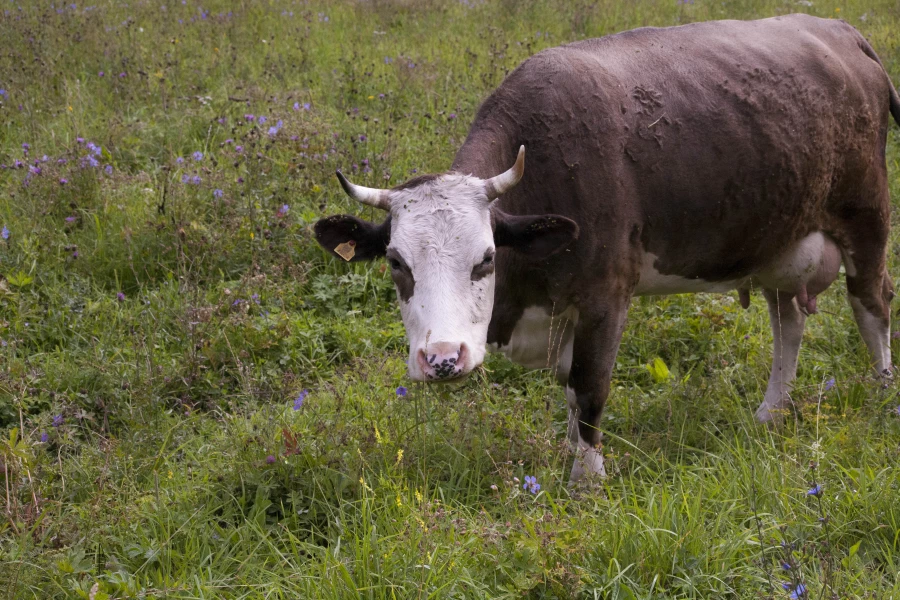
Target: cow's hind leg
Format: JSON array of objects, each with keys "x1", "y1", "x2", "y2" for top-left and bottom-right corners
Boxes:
[
  {"x1": 756, "y1": 290, "x2": 807, "y2": 423},
  {"x1": 838, "y1": 184, "x2": 894, "y2": 376},
  {"x1": 845, "y1": 255, "x2": 894, "y2": 377}
]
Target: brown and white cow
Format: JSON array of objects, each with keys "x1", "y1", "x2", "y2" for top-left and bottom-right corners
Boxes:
[{"x1": 315, "y1": 14, "x2": 900, "y2": 480}]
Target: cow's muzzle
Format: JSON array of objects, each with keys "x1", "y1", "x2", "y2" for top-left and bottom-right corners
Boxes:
[{"x1": 416, "y1": 342, "x2": 470, "y2": 381}]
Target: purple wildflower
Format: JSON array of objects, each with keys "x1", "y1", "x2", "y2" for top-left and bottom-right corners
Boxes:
[
  {"x1": 22, "y1": 142, "x2": 30, "y2": 152},
  {"x1": 302, "y1": 102, "x2": 311, "y2": 110},
  {"x1": 523, "y1": 475, "x2": 540, "y2": 494},
  {"x1": 192, "y1": 151, "x2": 203, "y2": 161},
  {"x1": 359, "y1": 134, "x2": 367, "y2": 142},
  {"x1": 213, "y1": 189, "x2": 224, "y2": 199},
  {"x1": 244, "y1": 114, "x2": 255, "y2": 121},
  {"x1": 235, "y1": 146, "x2": 243, "y2": 153},
  {"x1": 119, "y1": 72, "x2": 126, "y2": 78},
  {"x1": 782, "y1": 563, "x2": 792, "y2": 571},
  {"x1": 104, "y1": 165, "x2": 113, "y2": 175},
  {"x1": 181, "y1": 174, "x2": 190, "y2": 183},
  {"x1": 191, "y1": 175, "x2": 201, "y2": 185},
  {"x1": 396, "y1": 386, "x2": 407, "y2": 397},
  {"x1": 52, "y1": 414, "x2": 63, "y2": 427},
  {"x1": 40, "y1": 432, "x2": 49, "y2": 443},
  {"x1": 266, "y1": 455, "x2": 276, "y2": 464},
  {"x1": 258, "y1": 116, "x2": 267, "y2": 125},
  {"x1": 1, "y1": 226, "x2": 9, "y2": 240},
  {"x1": 65, "y1": 216, "x2": 76, "y2": 223},
  {"x1": 384, "y1": 56, "x2": 393, "y2": 64},
  {"x1": 0, "y1": 89, "x2": 7, "y2": 98},
  {"x1": 268, "y1": 126, "x2": 279, "y2": 136},
  {"x1": 117, "y1": 292, "x2": 125, "y2": 302},
  {"x1": 790, "y1": 583, "x2": 807, "y2": 599},
  {"x1": 807, "y1": 484, "x2": 822, "y2": 496},
  {"x1": 293, "y1": 389, "x2": 308, "y2": 410},
  {"x1": 224, "y1": 138, "x2": 233, "y2": 144},
  {"x1": 824, "y1": 378, "x2": 835, "y2": 391},
  {"x1": 448, "y1": 113, "x2": 457, "y2": 120},
  {"x1": 217, "y1": 117, "x2": 226, "y2": 125},
  {"x1": 176, "y1": 157, "x2": 184, "y2": 164},
  {"x1": 293, "y1": 102, "x2": 300, "y2": 111},
  {"x1": 59, "y1": 178, "x2": 68, "y2": 185},
  {"x1": 279, "y1": 204, "x2": 289, "y2": 215},
  {"x1": 99, "y1": 71, "x2": 104, "y2": 77}
]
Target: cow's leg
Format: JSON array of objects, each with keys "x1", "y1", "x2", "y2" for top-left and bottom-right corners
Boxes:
[
  {"x1": 838, "y1": 192, "x2": 894, "y2": 376},
  {"x1": 846, "y1": 260, "x2": 894, "y2": 376},
  {"x1": 567, "y1": 294, "x2": 631, "y2": 482},
  {"x1": 756, "y1": 290, "x2": 806, "y2": 423}
]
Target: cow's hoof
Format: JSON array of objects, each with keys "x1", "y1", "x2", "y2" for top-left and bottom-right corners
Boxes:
[{"x1": 568, "y1": 445, "x2": 606, "y2": 484}]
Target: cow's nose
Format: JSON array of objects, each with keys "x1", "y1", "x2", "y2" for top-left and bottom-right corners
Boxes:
[{"x1": 417, "y1": 342, "x2": 469, "y2": 381}]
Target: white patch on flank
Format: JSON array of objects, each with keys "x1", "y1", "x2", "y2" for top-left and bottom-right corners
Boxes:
[
  {"x1": 635, "y1": 252, "x2": 744, "y2": 296},
  {"x1": 637, "y1": 232, "x2": 841, "y2": 298},
  {"x1": 849, "y1": 296, "x2": 892, "y2": 373},
  {"x1": 498, "y1": 306, "x2": 577, "y2": 379},
  {"x1": 389, "y1": 175, "x2": 497, "y2": 381}
]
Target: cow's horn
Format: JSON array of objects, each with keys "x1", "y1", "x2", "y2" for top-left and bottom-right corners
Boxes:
[
  {"x1": 484, "y1": 145, "x2": 525, "y2": 200},
  {"x1": 335, "y1": 170, "x2": 391, "y2": 211}
]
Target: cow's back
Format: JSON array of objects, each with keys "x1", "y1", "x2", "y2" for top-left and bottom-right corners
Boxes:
[{"x1": 456, "y1": 14, "x2": 895, "y2": 284}]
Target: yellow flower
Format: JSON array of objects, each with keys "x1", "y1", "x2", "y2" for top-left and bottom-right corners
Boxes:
[
  {"x1": 415, "y1": 489, "x2": 423, "y2": 503},
  {"x1": 835, "y1": 7, "x2": 840, "y2": 11},
  {"x1": 374, "y1": 425, "x2": 383, "y2": 444},
  {"x1": 167, "y1": 470, "x2": 173, "y2": 479},
  {"x1": 67, "y1": 105, "x2": 73, "y2": 112},
  {"x1": 396, "y1": 494, "x2": 403, "y2": 507},
  {"x1": 396, "y1": 448, "x2": 403, "y2": 464},
  {"x1": 250, "y1": 232, "x2": 255, "y2": 239},
  {"x1": 312, "y1": 184, "x2": 321, "y2": 193},
  {"x1": 367, "y1": 95, "x2": 375, "y2": 100}
]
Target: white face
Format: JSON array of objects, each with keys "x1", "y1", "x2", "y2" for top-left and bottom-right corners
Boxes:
[{"x1": 386, "y1": 174, "x2": 497, "y2": 381}]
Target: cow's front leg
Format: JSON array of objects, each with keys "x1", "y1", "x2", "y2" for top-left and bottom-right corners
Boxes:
[{"x1": 567, "y1": 294, "x2": 631, "y2": 482}]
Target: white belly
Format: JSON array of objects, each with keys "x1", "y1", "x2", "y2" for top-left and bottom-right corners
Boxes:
[{"x1": 635, "y1": 232, "x2": 840, "y2": 297}]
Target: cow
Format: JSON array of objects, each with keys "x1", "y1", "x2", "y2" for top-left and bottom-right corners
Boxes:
[{"x1": 315, "y1": 14, "x2": 900, "y2": 481}]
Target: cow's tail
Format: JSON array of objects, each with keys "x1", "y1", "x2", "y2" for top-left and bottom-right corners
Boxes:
[{"x1": 855, "y1": 34, "x2": 900, "y2": 127}]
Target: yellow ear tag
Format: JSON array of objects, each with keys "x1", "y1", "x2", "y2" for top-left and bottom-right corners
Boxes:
[{"x1": 334, "y1": 241, "x2": 356, "y2": 261}]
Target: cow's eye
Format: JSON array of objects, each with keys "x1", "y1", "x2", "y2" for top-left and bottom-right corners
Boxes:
[
  {"x1": 389, "y1": 258, "x2": 403, "y2": 271},
  {"x1": 481, "y1": 254, "x2": 494, "y2": 266}
]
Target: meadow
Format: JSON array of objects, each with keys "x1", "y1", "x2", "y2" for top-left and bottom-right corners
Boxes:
[{"x1": 1, "y1": 0, "x2": 899, "y2": 598}]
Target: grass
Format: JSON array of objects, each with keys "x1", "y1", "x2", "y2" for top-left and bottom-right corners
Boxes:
[{"x1": 1, "y1": 0, "x2": 899, "y2": 598}]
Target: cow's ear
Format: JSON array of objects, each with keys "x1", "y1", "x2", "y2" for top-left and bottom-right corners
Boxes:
[
  {"x1": 314, "y1": 215, "x2": 391, "y2": 262},
  {"x1": 493, "y1": 210, "x2": 579, "y2": 257}
]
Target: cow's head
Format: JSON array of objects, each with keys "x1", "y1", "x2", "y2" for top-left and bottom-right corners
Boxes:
[{"x1": 314, "y1": 147, "x2": 578, "y2": 382}]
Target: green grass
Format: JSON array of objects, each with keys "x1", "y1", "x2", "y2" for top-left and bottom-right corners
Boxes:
[{"x1": 1, "y1": 0, "x2": 900, "y2": 598}]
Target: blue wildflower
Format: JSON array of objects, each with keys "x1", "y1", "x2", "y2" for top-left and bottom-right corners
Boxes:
[
  {"x1": 396, "y1": 386, "x2": 407, "y2": 397},
  {"x1": 293, "y1": 102, "x2": 300, "y2": 111},
  {"x1": 807, "y1": 484, "x2": 822, "y2": 497},
  {"x1": 258, "y1": 116, "x2": 267, "y2": 124},
  {"x1": 244, "y1": 114, "x2": 255, "y2": 121},
  {"x1": 293, "y1": 389, "x2": 308, "y2": 410},
  {"x1": 22, "y1": 142, "x2": 30, "y2": 151},
  {"x1": 268, "y1": 126, "x2": 279, "y2": 136},
  {"x1": 213, "y1": 189, "x2": 224, "y2": 199},
  {"x1": 117, "y1": 292, "x2": 125, "y2": 302},
  {"x1": 1, "y1": 226, "x2": 9, "y2": 240},
  {"x1": 104, "y1": 165, "x2": 113, "y2": 175},
  {"x1": 790, "y1": 583, "x2": 807, "y2": 599},
  {"x1": 191, "y1": 175, "x2": 201, "y2": 185},
  {"x1": 0, "y1": 89, "x2": 7, "y2": 98},
  {"x1": 192, "y1": 151, "x2": 203, "y2": 161},
  {"x1": 303, "y1": 102, "x2": 311, "y2": 110},
  {"x1": 782, "y1": 562, "x2": 792, "y2": 571},
  {"x1": 251, "y1": 293, "x2": 260, "y2": 304},
  {"x1": 176, "y1": 157, "x2": 184, "y2": 164},
  {"x1": 824, "y1": 377, "x2": 835, "y2": 391},
  {"x1": 782, "y1": 582, "x2": 792, "y2": 591},
  {"x1": 40, "y1": 432, "x2": 49, "y2": 443},
  {"x1": 523, "y1": 475, "x2": 540, "y2": 494},
  {"x1": 52, "y1": 414, "x2": 63, "y2": 427}
]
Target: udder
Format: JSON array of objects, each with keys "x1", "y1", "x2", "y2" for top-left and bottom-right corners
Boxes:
[{"x1": 752, "y1": 232, "x2": 842, "y2": 313}]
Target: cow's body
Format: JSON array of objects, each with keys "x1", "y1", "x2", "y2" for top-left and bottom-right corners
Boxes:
[{"x1": 316, "y1": 14, "x2": 900, "y2": 480}]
